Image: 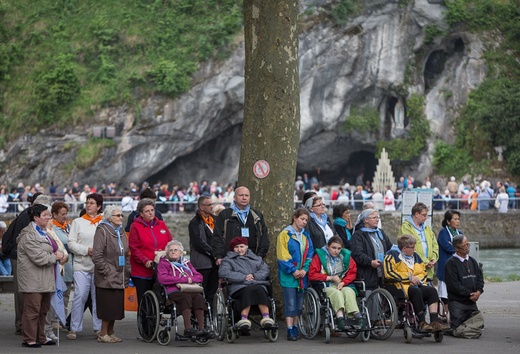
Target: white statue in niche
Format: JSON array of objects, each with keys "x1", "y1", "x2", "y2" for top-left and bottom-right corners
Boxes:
[{"x1": 394, "y1": 100, "x2": 405, "y2": 130}]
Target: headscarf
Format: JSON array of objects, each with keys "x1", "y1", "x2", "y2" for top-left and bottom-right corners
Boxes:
[{"x1": 354, "y1": 208, "x2": 376, "y2": 230}]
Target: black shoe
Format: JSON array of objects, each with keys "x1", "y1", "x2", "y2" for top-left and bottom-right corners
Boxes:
[
  {"x1": 337, "y1": 317, "x2": 346, "y2": 331},
  {"x1": 22, "y1": 342, "x2": 42, "y2": 348},
  {"x1": 184, "y1": 328, "x2": 198, "y2": 337}
]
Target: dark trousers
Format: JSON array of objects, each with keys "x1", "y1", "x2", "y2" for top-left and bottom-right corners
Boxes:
[
  {"x1": 198, "y1": 266, "x2": 219, "y2": 304},
  {"x1": 12, "y1": 259, "x2": 24, "y2": 333},
  {"x1": 132, "y1": 277, "x2": 154, "y2": 308},
  {"x1": 22, "y1": 292, "x2": 51, "y2": 344},
  {"x1": 408, "y1": 286, "x2": 438, "y2": 316},
  {"x1": 449, "y1": 300, "x2": 479, "y2": 330}
]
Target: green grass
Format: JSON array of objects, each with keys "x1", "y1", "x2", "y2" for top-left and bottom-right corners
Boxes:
[{"x1": 0, "y1": 0, "x2": 243, "y2": 140}]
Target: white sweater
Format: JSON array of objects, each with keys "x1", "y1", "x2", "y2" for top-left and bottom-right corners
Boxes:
[{"x1": 68, "y1": 217, "x2": 99, "y2": 273}]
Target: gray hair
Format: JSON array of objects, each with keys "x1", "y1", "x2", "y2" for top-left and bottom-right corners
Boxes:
[
  {"x1": 166, "y1": 240, "x2": 184, "y2": 252},
  {"x1": 137, "y1": 198, "x2": 155, "y2": 214},
  {"x1": 33, "y1": 194, "x2": 53, "y2": 209},
  {"x1": 103, "y1": 205, "x2": 122, "y2": 220},
  {"x1": 355, "y1": 208, "x2": 377, "y2": 229}
]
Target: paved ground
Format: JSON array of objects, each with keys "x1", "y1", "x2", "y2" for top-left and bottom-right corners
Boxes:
[{"x1": 0, "y1": 281, "x2": 519, "y2": 353}]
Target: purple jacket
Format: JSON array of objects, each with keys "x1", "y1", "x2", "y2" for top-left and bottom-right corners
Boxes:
[{"x1": 157, "y1": 257, "x2": 203, "y2": 294}]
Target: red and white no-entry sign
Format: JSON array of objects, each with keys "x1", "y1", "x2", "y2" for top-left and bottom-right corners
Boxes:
[{"x1": 253, "y1": 160, "x2": 270, "y2": 179}]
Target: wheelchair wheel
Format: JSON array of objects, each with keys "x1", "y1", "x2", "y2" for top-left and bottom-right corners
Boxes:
[
  {"x1": 434, "y1": 330, "x2": 444, "y2": 343},
  {"x1": 404, "y1": 326, "x2": 413, "y2": 343},
  {"x1": 213, "y1": 289, "x2": 228, "y2": 341},
  {"x1": 195, "y1": 336, "x2": 211, "y2": 345},
  {"x1": 226, "y1": 328, "x2": 236, "y2": 343},
  {"x1": 157, "y1": 328, "x2": 171, "y2": 346},
  {"x1": 137, "y1": 290, "x2": 160, "y2": 343},
  {"x1": 299, "y1": 287, "x2": 321, "y2": 339},
  {"x1": 367, "y1": 288, "x2": 397, "y2": 340},
  {"x1": 324, "y1": 326, "x2": 331, "y2": 343},
  {"x1": 360, "y1": 329, "x2": 370, "y2": 342},
  {"x1": 265, "y1": 328, "x2": 278, "y2": 342}
]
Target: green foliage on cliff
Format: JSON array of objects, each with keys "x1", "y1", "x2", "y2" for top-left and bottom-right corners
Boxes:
[
  {"x1": 343, "y1": 106, "x2": 379, "y2": 134},
  {"x1": 377, "y1": 94, "x2": 430, "y2": 162},
  {"x1": 0, "y1": 0, "x2": 242, "y2": 143},
  {"x1": 329, "y1": 0, "x2": 363, "y2": 25},
  {"x1": 76, "y1": 138, "x2": 116, "y2": 169},
  {"x1": 439, "y1": 0, "x2": 520, "y2": 176}
]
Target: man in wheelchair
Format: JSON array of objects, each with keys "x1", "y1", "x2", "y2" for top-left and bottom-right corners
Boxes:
[
  {"x1": 308, "y1": 236, "x2": 366, "y2": 330},
  {"x1": 218, "y1": 237, "x2": 275, "y2": 331},
  {"x1": 384, "y1": 234, "x2": 450, "y2": 333},
  {"x1": 157, "y1": 240, "x2": 209, "y2": 337}
]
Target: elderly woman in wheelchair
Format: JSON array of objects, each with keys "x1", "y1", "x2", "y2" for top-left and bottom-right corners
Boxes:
[
  {"x1": 384, "y1": 234, "x2": 450, "y2": 337},
  {"x1": 157, "y1": 240, "x2": 209, "y2": 338},
  {"x1": 218, "y1": 236, "x2": 275, "y2": 333},
  {"x1": 308, "y1": 236, "x2": 366, "y2": 331}
]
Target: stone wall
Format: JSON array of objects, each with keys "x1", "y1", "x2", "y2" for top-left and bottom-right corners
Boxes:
[
  {"x1": 163, "y1": 210, "x2": 520, "y2": 249},
  {"x1": 2, "y1": 209, "x2": 518, "y2": 249}
]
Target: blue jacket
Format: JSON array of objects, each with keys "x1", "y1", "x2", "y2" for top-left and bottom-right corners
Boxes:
[
  {"x1": 436, "y1": 227, "x2": 458, "y2": 281},
  {"x1": 276, "y1": 227, "x2": 314, "y2": 289}
]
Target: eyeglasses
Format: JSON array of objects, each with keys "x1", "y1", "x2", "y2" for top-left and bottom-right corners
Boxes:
[
  {"x1": 112, "y1": 214, "x2": 124, "y2": 218},
  {"x1": 168, "y1": 249, "x2": 182, "y2": 253},
  {"x1": 313, "y1": 203, "x2": 325, "y2": 208},
  {"x1": 404, "y1": 246, "x2": 416, "y2": 249},
  {"x1": 86, "y1": 201, "x2": 97, "y2": 205},
  {"x1": 419, "y1": 213, "x2": 429, "y2": 217}
]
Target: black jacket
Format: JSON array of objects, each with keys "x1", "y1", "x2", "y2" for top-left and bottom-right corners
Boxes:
[
  {"x1": 333, "y1": 223, "x2": 353, "y2": 250},
  {"x1": 2, "y1": 208, "x2": 30, "y2": 260},
  {"x1": 188, "y1": 211, "x2": 217, "y2": 270},
  {"x1": 305, "y1": 216, "x2": 336, "y2": 250},
  {"x1": 212, "y1": 207, "x2": 269, "y2": 260},
  {"x1": 445, "y1": 256, "x2": 484, "y2": 304},
  {"x1": 350, "y1": 228, "x2": 393, "y2": 290}
]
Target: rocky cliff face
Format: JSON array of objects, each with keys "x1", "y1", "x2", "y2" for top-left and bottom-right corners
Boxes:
[{"x1": 1, "y1": 0, "x2": 487, "y2": 188}]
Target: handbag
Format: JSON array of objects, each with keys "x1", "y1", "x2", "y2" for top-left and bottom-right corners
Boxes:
[
  {"x1": 176, "y1": 283, "x2": 204, "y2": 293},
  {"x1": 494, "y1": 198, "x2": 501, "y2": 209}
]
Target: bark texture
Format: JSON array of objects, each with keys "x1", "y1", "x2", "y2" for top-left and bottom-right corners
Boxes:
[{"x1": 240, "y1": 0, "x2": 301, "y2": 292}]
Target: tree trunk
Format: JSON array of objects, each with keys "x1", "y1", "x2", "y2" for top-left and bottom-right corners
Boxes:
[{"x1": 240, "y1": 0, "x2": 301, "y2": 303}]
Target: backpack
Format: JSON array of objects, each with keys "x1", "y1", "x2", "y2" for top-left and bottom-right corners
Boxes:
[{"x1": 453, "y1": 310, "x2": 484, "y2": 339}]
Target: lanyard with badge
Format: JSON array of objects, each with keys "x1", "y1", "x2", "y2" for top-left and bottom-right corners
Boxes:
[
  {"x1": 117, "y1": 230, "x2": 125, "y2": 267},
  {"x1": 237, "y1": 211, "x2": 249, "y2": 237}
]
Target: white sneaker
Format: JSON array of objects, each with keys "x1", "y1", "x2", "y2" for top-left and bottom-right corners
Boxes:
[
  {"x1": 236, "y1": 319, "x2": 251, "y2": 329},
  {"x1": 260, "y1": 317, "x2": 275, "y2": 328}
]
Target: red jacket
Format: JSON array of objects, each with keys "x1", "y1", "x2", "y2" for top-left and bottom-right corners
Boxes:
[
  {"x1": 308, "y1": 250, "x2": 357, "y2": 286},
  {"x1": 129, "y1": 216, "x2": 172, "y2": 278}
]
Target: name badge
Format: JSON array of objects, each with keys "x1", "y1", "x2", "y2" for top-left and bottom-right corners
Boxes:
[
  {"x1": 119, "y1": 256, "x2": 125, "y2": 267},
  {"x1": 241, "y1": 228, "x2": 250, "y2": 237}
]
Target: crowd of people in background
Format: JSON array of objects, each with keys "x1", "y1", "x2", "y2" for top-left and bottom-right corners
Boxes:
[{"x1": 1, "y1": 173, "x2": 519, "y2": 217}]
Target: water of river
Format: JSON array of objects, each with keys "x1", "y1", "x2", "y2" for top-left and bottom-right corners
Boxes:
[{"x1": 477, "y1": 248, "x2": 520, "y2": 279}]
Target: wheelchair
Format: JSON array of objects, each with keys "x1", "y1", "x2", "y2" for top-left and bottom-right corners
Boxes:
[
  {"x1": 384, "y1": 282, "x2": 444, "y2": 343},
  {"x1": 299, "y1": 280, "x2": 386, "y2": 343},
  {"x1": 212, "y1": 279, "x2": 279, "y2": 343},
  {"x1": 137, "y1": 268, "x2": 215, "y2": 346}
]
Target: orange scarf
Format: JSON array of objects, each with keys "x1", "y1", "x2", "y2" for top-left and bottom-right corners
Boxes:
[
  {"x1": 52, "y1": 219, "x2": 69, "y2": 231},
  {"x1": 82, "y1": 214, "x2": 103, "y2": 225},
  {"x1": 201, "y1": 213, "x2": 214, "y2": 231}
]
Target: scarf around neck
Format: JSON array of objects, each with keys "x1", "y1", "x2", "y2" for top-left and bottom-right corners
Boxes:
[
  {"x1": 231, "y1": 202, "x2": 250, "y2": 225},
  {"x1": 52, "y1": 219, "x2": 69, "y2": 232},
  {"x1": 333, "y1": 217, "x2": 352, "y2": 241},
  {"x1": 200, "y1": 212, "x2": 214, "y2": 230},
  {"x1": 82, "y1": 213, "x2": 103, "y2": 225}
]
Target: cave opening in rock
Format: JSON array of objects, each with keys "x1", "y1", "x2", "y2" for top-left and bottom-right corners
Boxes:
[
  {"x1": 147, "y1": 125, "x2": 242, "y2": 187},
  {"x1": 424, "y1": 50, "x2": 448, "y2": 92}
]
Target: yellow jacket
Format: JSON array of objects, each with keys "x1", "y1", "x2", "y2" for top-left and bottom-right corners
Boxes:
[{"x1": 384, "y1": 249, "x2": 427, "y2": 297}]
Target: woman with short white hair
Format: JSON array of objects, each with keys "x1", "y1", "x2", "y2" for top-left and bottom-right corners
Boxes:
[{"x1": 92, "y1": 204, "x2": 130, "y2": 343}]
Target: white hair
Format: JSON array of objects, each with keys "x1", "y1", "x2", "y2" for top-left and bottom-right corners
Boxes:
[
  {"x1": 166, "y1": 240, "x2": 184, "y2": 252},
  {"x1": 103, "y1": 204, "x2": 122, "y2": 220}
]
